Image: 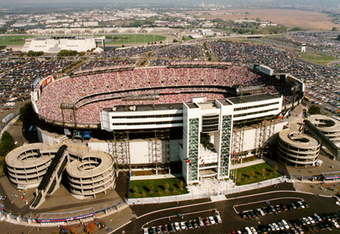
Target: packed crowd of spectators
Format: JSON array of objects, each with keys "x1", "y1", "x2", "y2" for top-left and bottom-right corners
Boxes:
[
  {"x1": 35, "y1": 66, "x2": 289, "y2": 124},
  {"x1": 78, "y1": 59, "x2": 135, "y2": 71}
]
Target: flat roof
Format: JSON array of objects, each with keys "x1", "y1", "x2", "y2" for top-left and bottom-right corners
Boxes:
[
  {"x1": 103, "y1": 102, "x2": 183, "y2": 112},
  {"x1": 228, "y1": 93, "x2": 281, "y2": 104}
]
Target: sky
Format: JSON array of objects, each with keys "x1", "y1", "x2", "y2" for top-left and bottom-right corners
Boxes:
[{"x1": 0, "y1": 0, "x2": 339, "y2": 8}]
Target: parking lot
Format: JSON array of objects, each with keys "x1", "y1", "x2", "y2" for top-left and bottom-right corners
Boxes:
[
  {"x1": 127, "y1": 185, "x2": 340, "y2": 234},
  {"x1": 143, "y1": 210, "x2": 222, "y2": 234}
]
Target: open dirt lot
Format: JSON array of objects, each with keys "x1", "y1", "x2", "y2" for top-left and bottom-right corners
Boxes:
[{"x1": 194, "y1": 9, "x2": 338, "y2": 30}]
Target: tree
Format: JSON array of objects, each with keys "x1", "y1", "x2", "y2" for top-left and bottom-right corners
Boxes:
[
  {"x1": 309, "y1": 105, "x2": 321, "y2": 115},
  {"x1": 273, "y1": 165, "x2": 279, "y2": 174},
  {"x1": 0, "y1": 131, "x2": 16, "y2": 156},
  {"x1": 332, "y1": 27, "x2": 338, "y2": 31},
  {"x1": 148, "y1": 184, "x2": 154, "y2": 194},
  {"x1": 164, "y1": 182, "x2": 170, "y2": 194},
  {"x1": 132, "y1": 186, "x2": 138, "y2": 195},
  {"x1": 337, "y1": 35, "x2": 340, "y2": 41},
  {"x1": 179, "y1": 180, "x2": 184, "y2": 191},
  {"x1": 19, "y1": 102, "x2": 31, "y2": 122},
  {"x1": 249, "y1": 170, "x2": 255, "y2": 179}
]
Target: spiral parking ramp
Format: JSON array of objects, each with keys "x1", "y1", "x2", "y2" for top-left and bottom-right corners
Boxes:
[{"x1": 278, "y1": 129, "x2": 320, "y2": 167}]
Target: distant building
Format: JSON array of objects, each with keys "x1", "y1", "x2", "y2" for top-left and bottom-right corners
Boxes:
[
  {"x1": 22, "y1": 36, "x2": 105, "y2": 54},
  {"x1": 83, "y1": 21, "x2": 99, "y2": 27}
]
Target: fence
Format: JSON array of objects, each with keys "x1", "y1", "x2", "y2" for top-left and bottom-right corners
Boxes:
[
  {"x1": 127, "y1": 176, "x2": 288, "y2": 205},
  {"x1": 0, "y1": 199, "x2": 127, "y2": 226}
]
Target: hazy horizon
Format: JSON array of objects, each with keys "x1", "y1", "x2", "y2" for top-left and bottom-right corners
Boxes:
[{"x1": 0, "y1": 0, "x2": 339, "y2": 8}]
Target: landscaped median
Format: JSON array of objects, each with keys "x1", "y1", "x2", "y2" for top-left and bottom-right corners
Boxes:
[
  {"x1": 235, "y1": 163, "x2": 283, "y2": 186},
  {"x1": 129, "y1": 177, "x2": 189, "y2": 198}
]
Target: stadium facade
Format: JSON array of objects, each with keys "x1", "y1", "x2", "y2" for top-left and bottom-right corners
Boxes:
[
  {"x1": 5, "y1": 62, "x2": 307, "y2": 208},
  {"x1": 28, "y1": 63, "x2": 304, "y2": 185}
]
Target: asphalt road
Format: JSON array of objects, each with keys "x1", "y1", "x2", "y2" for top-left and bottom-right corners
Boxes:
[{"x1": 116, "y1": 182, "x2": 340, "y2": 234}]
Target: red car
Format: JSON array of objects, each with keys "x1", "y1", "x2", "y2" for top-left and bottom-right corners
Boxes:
[{"x1": 204, "y1": 217, "x2": 210, "y2": 226}]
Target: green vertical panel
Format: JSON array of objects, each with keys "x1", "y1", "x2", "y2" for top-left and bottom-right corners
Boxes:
[
  {"x1": 220, "y1": 115, "x2": 232, "y2": 178},
  {"x1": 188, "y1": 118, "x2": 199, "y2": 182}
]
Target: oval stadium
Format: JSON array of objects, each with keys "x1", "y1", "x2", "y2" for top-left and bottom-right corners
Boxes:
[{"x1": 30, "y1": 62, "x2": 304, "y2": 185}]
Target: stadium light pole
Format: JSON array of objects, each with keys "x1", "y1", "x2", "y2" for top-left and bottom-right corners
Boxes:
[
  {"x1": 12, "y1": 37, "x2": 14, "y2": 47},
  {"x1": 2, "y1": 38, "x2": 5, "y2": 46}
]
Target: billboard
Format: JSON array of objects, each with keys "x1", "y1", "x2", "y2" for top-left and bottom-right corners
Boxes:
[
  {"x1": 287, "y1": 75, "x2": 296, "y2": 85},
  {"x1": 258, "y1": 65, "x2": 274, "y2": 76},
  {"x1": 64, "y1": 128, "x2": 71, "y2": 136},
  {"x1": 41, "y1": 75, "x2": 53, "y2": 89},
  {"x1": 33, "y1": 77, "x2": 40, "y2": 89},
  {"x1": 83, "y1": 131, "x2": 91, "y2": 138},
  {"x1": 73, "y1": 130, "x2": 82, "y2": 138}
]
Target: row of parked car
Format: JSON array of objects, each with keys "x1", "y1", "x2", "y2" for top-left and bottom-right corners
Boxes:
[
  {"x1": 143, "y1": 214, "x2": 222, "y2": 233},
  {"x1": 239, "y1": 201, "x2": 308, "y2": 219},
  {"x1": 229, "y1": 211, "x2": 340, "y2": 234}
]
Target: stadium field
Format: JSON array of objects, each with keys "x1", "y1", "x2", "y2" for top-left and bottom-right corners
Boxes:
[
  {"x1": 1, "y1": 35, "x2": 32, "y2": 46},
  {"x1": 1, "y1": 34, "x2": 167, "y2": 47},
  {"x1": 101, "y1": 34, "x2": 166, "y2": 45}
]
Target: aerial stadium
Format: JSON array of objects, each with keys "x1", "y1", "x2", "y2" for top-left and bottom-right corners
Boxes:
[
  {"x1": 2, "y1": 60, "x2": 306, "y2": 209},
  {"x1": 28, "y1": 61, "x2": 303, "y2": 182}
]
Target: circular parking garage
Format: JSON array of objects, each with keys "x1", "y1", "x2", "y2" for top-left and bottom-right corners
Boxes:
[
  {"x1": 5, "y1": 143, "x2": 60, "y2": 188},
  {"x1": 5, "y1": 143, "x2": 116, "y2": 199},
  {"x1": 278, "y1": 129, "x2": 320, "y2": 167},
  {"x1": 66, "y1": 149, "x2": 115, "y2": 199},
  {"x1": 308, "y1": 115, "x2": 340, "y2": 144}
]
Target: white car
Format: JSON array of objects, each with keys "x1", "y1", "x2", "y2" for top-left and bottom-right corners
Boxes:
[
  {"x1": 245, "y1": 227, "x2": 252, "y2": 234},
  {"x1": 272, "y1": 223, "x2": 280, "y2": 231},
  {"x1": 307, "y1": 216, "x2": 315, "y2": 224},
  {"x1": 297, "y1": 201, "x2": 305, "y2": 209},
  {"x1": 198, "y1": 217, "x2": 204, "y2": 227},
  {"x1": 281, "y1": 219, "x2": 290, "y2": 229},
  {"x1": 250, "y1": 226, "x2": 258, "y2": 234},
  {"x1": 209, "y1": 216, "x2": 216, "y2": 225},
  {"x1": 174, "y1": 222, "x2": 180, "y2": 231},
  {"x1": 180, "y1": 221, "x2": 187, "y2": 230},
  {"x1": 215, "y1": 214, "x2": 222, "y2": 223},
  {"x1": 332, "y1": 219, "x2": 340, "y2": 228}
]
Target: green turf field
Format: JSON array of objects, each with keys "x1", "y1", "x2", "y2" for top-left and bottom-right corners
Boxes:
[
  {"x1": 0, "y1": 35, "x2": 32, "y2": 46},
  {"x1": 0, "y1": 34, "x2": 167, "y2": 47},
  {"x1": 300, "y1": 52, "x2": 338, "y2": 66},
  {"x1": 103, "y1": 34, "x2": 166, "y2": 45},
  {"x1": 235, "y1": 163, "x2": 282, "y2": 186},
  {"x1": 129, "y1": 177, "x2": 188, "y2": 198}
]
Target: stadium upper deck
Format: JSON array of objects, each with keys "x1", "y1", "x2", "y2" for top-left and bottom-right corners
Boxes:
[{"x1": 31, "y1": 63, "x2": 299, "y2": 129}]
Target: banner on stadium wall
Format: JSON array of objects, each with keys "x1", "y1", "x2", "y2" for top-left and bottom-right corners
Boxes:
[
  {"x1": 33, "y1": 77, "x2": 40, "y2": 89},
  {"x1": 287, "y1": 75, "x2": 296, "y2": 85},
  {"x1": 73, "y1": 130, "x2": 82, "y2": 138},
  {"x1": 258, "y1": 65, "x2": 274, "y2": 76},
  {"x1": 83, "y1": 131, "x2": 91, "y2": 138},
  {"x1": 41, "y1": 75, "x2": 53, "y2": 89},
  {"x1": 64, "y1": 128, "x2": 71, "y2": 136}
]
